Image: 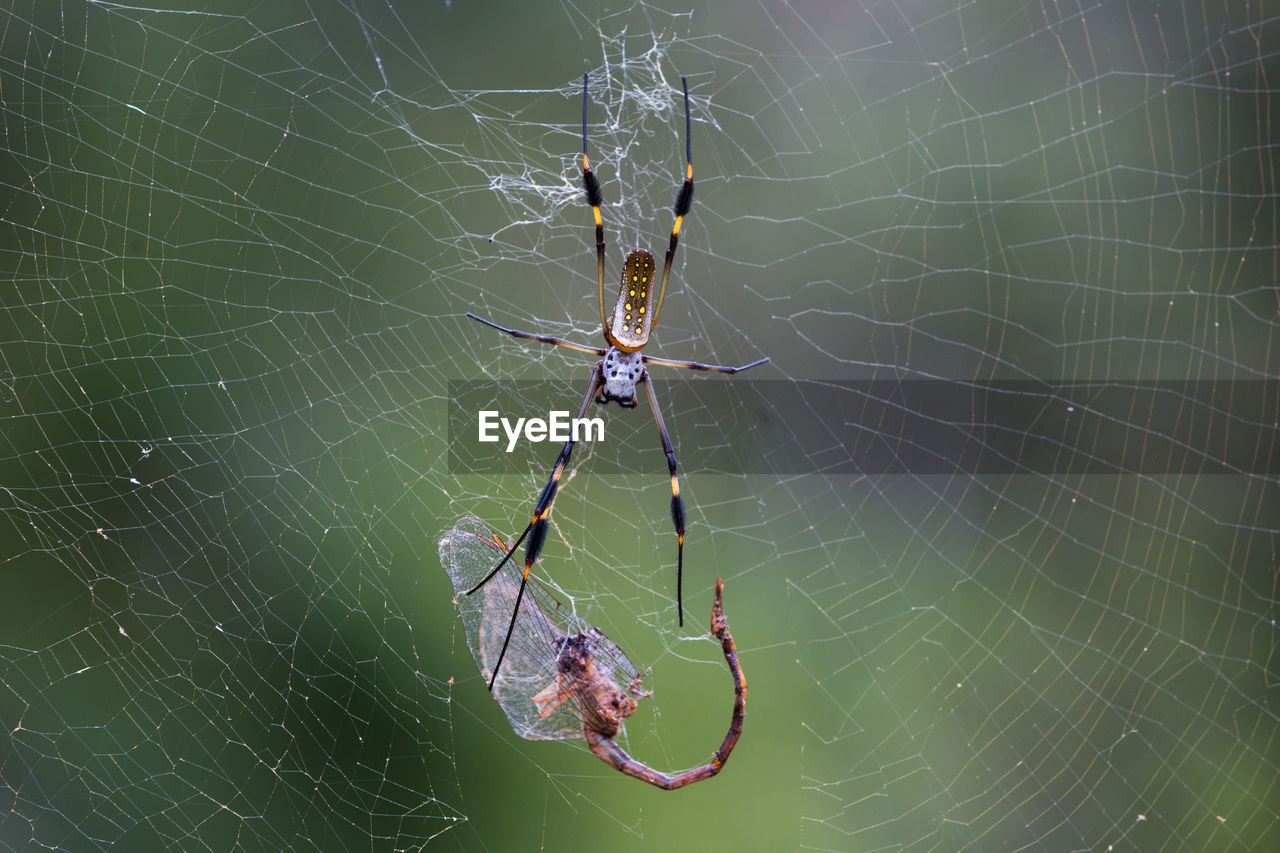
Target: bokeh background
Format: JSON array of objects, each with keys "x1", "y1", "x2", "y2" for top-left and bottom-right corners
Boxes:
[{"x1": 2, "y1": 1, "x2": 1276, "y2": 850}]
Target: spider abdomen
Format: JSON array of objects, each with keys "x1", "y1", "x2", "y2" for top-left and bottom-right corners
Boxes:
[{"x1": 607, "y1": 249, "x2": 656, "y2": 351}]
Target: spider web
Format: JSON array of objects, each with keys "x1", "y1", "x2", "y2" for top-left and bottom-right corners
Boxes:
[{"x1": 2, "y1": 0, "x2": 1276, "y2": 850}]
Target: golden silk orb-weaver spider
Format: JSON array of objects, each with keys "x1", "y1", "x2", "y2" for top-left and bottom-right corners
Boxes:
[{"x1": 465, "y1": 74, "x2": 768, "y2": 689}]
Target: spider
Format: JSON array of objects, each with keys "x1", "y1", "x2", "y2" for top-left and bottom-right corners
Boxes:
[
  {"x1": 439, "y1": 516, "x2": 746, "y2": 790},
  {"x1": 465, "y1": 74, "x2": 769, "y2": 689}
]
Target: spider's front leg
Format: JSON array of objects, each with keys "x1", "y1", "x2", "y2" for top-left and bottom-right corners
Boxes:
[{"x1": 467, "y1": 362, "x2": 605, "y2": 690}]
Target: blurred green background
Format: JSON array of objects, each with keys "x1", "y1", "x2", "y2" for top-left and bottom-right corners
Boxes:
[{"x1": 1, "y1": 1, "x2": 1276, "y2": 851}]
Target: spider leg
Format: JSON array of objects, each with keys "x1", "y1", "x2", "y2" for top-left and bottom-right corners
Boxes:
[
  {"x1": 463, "y1": 518, "x2": 529, "y2": 596},
  {"x1": 466, "y1": 312, "x2": 605, "y2": 357},
  {"x1": 650, "y1": 76, "x2": 694, "y2": 333},
  {"x1": 639, "y1": 370, "x2": 685, "y2": 626},
  {"x1": 581, "y1": 74, "x2": 609, "y2": 339},
  {"x1": 642, "y1": 354, "x2": 770, "y2": 374},
  {"x1": 468, "y1": 362, "x2": 605, "y2": 690}
]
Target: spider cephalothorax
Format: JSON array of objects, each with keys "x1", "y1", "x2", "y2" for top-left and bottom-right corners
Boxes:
[{"x1": 599, "y1": 348, "x2": 644, "y2": 406}]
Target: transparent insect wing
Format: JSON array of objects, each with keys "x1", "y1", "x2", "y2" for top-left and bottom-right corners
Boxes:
[
  {"x1": 439, "y1": 516, "x2": 646, "y2": 741},
  {"x1": 438, "y1": 516, "x2": 507, "y2": 681},
  {"x1": 480, "y1": 571, "x2": 585, "y2": 740}
]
